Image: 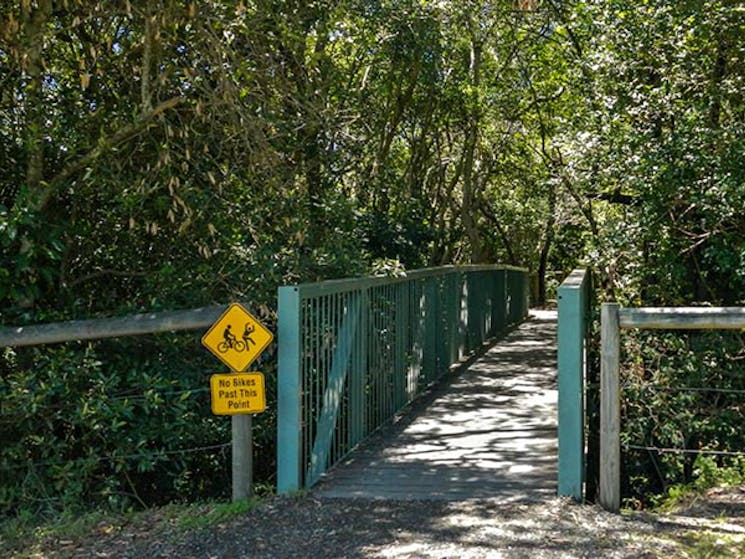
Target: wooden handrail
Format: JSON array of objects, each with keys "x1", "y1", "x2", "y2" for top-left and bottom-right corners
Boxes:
[
  {"x1": 0, "y1": 305, "x2": 226, "y2": 347},
  {"x1": 600, "y1": 303, "x2": 745, "y2": 514},
  {"x1": 619, "y1": 307, "x2": 745, "y2": 330}
]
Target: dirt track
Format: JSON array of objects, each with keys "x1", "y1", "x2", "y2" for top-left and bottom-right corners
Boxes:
[{"x1": 29, "y1": 490, "x2": 744, "y2": 559}]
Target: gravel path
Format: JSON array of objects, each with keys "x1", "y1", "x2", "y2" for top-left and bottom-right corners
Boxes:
[{"x1": 49, "y1": 494, "x2": 722, "y2": 559}]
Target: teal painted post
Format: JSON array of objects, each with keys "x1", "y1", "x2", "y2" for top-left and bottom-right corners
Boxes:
[
  {"x1": 349, "y1": 288, "x2": 367, "y2": 446},
  {"x1": 495, "y1": 269, "x2": 506, "y2": 333},
  {"x1": 517, "y1": 270, "x2": 528, "y2": 320},
  {"x1": 393, "y1": 284, "x2": 407, "y2": 409},
  {"x1": 557, "y1": 269, "x2": 588, "y2": 500},
  {"x1": 423, "y1": 278, "x2": 437, "y2": 383},
  {"x1": 277, "y1": 286, "x2": 303, "y2": 494}
]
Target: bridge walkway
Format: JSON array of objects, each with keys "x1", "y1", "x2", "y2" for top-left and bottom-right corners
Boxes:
[{"x1": 314, "y1": 310, "x2": 558, "y2": 501}]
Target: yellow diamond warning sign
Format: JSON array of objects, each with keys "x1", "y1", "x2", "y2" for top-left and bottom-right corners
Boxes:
[
  {"x1": 210, "y1": 372, "x2": 266, "y2": 415},
  {"x1": 202, "y1": 303, "x2": 273, "y2": 372}
]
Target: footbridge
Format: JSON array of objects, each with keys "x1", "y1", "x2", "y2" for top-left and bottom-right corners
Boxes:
[{"x1": 276, "y1": 266, "x2": 588, "y2": 502}]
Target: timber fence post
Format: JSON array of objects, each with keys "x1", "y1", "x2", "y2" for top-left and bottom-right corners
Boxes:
[
  {"x1": 232, "y1": 415, "x2": 252, "y2": 501},
  {"x1": 600, "y1": 302, "x2": 621, "y2": 513}
]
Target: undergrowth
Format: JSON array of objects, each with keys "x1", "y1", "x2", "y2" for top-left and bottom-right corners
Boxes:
[
  {"x1": 0, "y1": 497, "x2": 263, "y2": 559},
  {"x1": 649, "y1": 455, "x2": 745, "y2": 513}
]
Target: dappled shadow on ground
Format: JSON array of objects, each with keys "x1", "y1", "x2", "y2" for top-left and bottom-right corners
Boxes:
[
  {"x1": 42, "y1": 490, "x2": 745, "y2": 559},
  {"x1": 672, "y1": 486, "x2": 745, "y2": 522},
  {"x1": 126, "y1": 495, "x2": 712, "y2": 559}
]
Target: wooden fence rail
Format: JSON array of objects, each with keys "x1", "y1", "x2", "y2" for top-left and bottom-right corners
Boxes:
[
  {"x1": 600, "y1": 304, "x2": 745, "y2": 513},
  {"x1": 0, "y1": 305, "x2": 226, "y2": 347}
]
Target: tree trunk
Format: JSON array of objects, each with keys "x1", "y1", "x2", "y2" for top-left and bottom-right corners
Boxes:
[
  {"x1": 22, "y1": 0, "x2": 52, "y2": 209},
  {"x1": 708, "y1": 38, "x2": 727, "y2": 129},
  {"x1": 536, "y1": 181, "x2": 557, "y2": 307},
  {"x1": 461, "y1": 39, "x2": 484, "y2": 263}
]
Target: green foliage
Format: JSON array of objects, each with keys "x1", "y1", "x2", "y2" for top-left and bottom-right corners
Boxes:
[
  {"x1": 173, "y1": 498, "x2": 259, "y2": 533},
  {"x1": 0, "y1": 199, "x2": 63, "y2": 317},
  {"x1": 0, "y1": 507, "x2": 112, "y2": 559},
  {"x1": 567, "y1": 0, "x2": 745, "y2": 304},
  {"x1": 0, "y1": 335, "x2": 234, "y2": 517},
  {"x1": 692, "y1": 455, "x2": 745, "y2": 491},
  {"x1": 650, "y1": 454, "x2": 745, "y2": 513},
  {"x1": 0, "y1": 497, "x2": 261, "y2": 558},
  {"x1": 564, "y1": 0, "x2": 745, "y2": 508},
  {"x1": 620, "y1": 329, "x2": 745, "y2": 507}
]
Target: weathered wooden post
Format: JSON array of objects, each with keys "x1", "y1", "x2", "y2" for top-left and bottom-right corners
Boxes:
[
  {"x1": 232, "y1": 415, "x2": 252, "y2": 501},
  {"x1": 599, "y1": 302, "x2": 621, "y2": 513}
]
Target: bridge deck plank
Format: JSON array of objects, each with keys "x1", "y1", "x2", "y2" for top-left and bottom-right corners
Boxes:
[{"x1": 315, "y1": 310, "x2": 558, "y2": 501}]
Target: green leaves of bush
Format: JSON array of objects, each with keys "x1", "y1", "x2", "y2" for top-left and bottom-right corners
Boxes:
[{"x1": 0, "y1": 335, "x2": 232, "y2": 518}]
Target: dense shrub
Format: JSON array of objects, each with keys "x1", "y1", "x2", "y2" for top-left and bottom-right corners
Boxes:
[
  {"x1": 0, "y1": 332, "x2": 283, "y2": 517},
  {"x1": 619, "y1": 330, "x2": 745, "y2": 507}
]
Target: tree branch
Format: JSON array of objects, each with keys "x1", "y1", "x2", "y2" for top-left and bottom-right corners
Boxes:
[
  {"x1": 479, "y1": 202, "x2": 518, "y2": 266},
  {"x1": 23, "y1": 0, "x2": 52, "y2": 196},
  {"x1": 590, "y1": 190, "x2": 638, "y2": 205},
  {"x1": 41, "y1": 96, "x2": 183, "y2": 210},
  {"x1": 141, "y1": 10, "x2": 155, "y2": 113}
]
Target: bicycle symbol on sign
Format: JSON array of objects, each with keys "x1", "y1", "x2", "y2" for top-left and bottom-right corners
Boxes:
[{"x1": 217, "y1": 323, "x2": 257, "y2": 353}]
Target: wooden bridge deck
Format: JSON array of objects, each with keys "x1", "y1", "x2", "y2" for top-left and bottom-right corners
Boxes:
[{"x1": 315, "y1": 310, "x2": 558, "y2": 501}]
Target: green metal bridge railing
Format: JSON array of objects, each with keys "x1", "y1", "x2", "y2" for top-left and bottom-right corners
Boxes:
[{"x1": 276, "y1": 265, "x2": 529, "y2": 493}]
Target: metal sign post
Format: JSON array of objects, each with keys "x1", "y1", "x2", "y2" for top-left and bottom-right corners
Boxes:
[{"x1": 202, "y1": 303, "x2": 273, "y2": 502}]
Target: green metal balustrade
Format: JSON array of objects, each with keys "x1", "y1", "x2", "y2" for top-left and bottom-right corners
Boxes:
[{"x1": 276, "y1": 265, "x2": 529, "y2": 493}]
